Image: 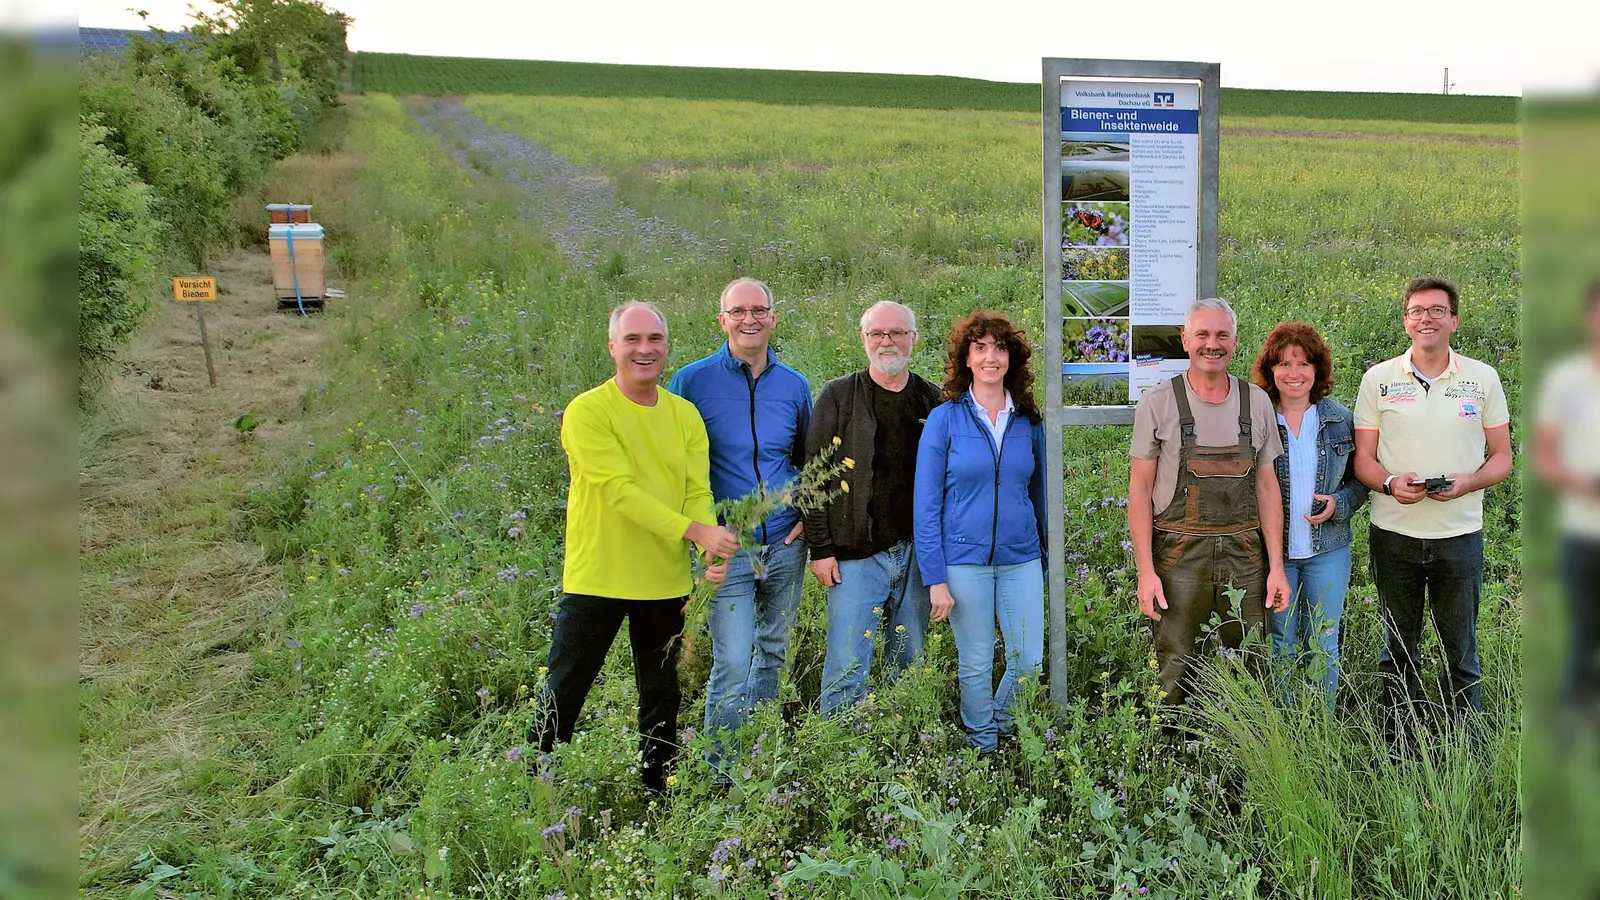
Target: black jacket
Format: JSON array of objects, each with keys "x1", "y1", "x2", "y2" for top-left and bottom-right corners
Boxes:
[{"x1": 803, "y1": 369, "x2": 941, "y2": 561}]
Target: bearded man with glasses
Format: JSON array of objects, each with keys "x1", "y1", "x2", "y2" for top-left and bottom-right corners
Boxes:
[
  {"x1": 804, "y1": 300, "x2": 942, "y2": 716},
  {"x1": 1354, "y1": 275, "x2": 1513, "y2": 729}
]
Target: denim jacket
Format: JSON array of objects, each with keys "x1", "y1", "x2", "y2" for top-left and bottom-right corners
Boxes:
[{"x1": 1273, "y1": 397, "x2": 1367, "y2": 557}]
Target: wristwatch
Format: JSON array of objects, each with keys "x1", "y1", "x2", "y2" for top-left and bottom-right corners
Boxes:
[{"x1": 1382, "y1": 474, "x2": 1398, "y2": 496}]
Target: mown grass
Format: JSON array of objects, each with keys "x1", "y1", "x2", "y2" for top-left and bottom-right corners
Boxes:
[
  {"x1": 81, "y1": 90, "x2": 1521, "y2": 898},
  {"x1": 353, "y1": 52, "x2": 1519, "y2": 123}
]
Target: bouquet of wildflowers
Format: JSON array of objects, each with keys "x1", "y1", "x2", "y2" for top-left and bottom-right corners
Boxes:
[{"x1": 675, "y1": 438, "x2": 853, "y2": 657}]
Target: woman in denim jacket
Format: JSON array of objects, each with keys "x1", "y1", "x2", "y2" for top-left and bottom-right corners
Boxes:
[{"x1": 1250, "y1": 322, "x2": 1368, "y2": 713}]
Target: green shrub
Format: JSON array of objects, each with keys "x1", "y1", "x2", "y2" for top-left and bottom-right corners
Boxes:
[{"x1": 77, "y1": 117, "x2": 162, "y2": 377}]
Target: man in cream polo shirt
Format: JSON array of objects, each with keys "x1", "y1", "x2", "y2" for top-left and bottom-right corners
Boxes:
[{"x1": 1354, "y1": 276, "x2": 1513, "y2": 718}]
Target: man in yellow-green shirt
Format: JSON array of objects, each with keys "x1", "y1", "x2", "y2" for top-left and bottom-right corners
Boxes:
[{"x1": 533, "y1": 301, "x2": 741, "y2": 795}]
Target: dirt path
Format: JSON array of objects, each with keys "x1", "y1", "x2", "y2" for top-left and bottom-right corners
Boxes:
[
  {"x1": 409, "y1": 97, "x2": 713, "y2": 265},
  {"x1": 78, "y1": 241, "x2": 334, "y2": 878}
]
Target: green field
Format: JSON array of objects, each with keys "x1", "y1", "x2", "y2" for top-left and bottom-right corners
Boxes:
[
  {"x1": 354, "y1": 52, "x2": 1521, "y2": 124},
  {"x1": 81, "y1": 81, "x2": 1525, "y2": 898}
]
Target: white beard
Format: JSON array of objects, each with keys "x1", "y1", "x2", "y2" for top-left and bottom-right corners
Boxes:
[{"x1": 871, "y1": 352, "x2": 908, "y2": 376}]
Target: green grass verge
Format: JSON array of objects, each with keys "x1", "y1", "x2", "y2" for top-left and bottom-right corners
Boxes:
[{"x1": 353, "y1": 52, "x2": 1519, "y2": 124}]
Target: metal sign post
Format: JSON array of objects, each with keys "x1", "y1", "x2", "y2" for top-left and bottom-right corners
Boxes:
[{"x1": 1042, "y1": 59, "x2": 1219, "y2": 713}]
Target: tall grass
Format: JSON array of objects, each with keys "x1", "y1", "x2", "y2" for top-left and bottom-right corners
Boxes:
[{"x1": 1189, "y1": 656, "x2": 1520, "y2": 899}]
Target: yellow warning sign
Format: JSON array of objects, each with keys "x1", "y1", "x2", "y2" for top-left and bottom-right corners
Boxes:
[{"x1": 173, "y1": 276, "x2": 217, "y2": 302}]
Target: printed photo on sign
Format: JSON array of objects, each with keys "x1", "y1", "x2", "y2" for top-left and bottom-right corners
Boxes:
[
  {"x1": 1061, "y1": 365, "x2": 1128, "y2": 406},
  {"x1": 1061, "y1": 280, "x2": 1129, "y2": 317},
  {"x1": 1064, "y1": 317, "x2": 1130, "y2": 364},
  {"x1": 1060, "y1": 163, "x2": 1130, "y2": 202},
  {"x1": 1062, "y1": 202, "x2": 1130, "y2": 248},
  {"x1": 1131, "y1": 324, "x2": 1185, "y2": 361},
  {"x1": 1060, "y1": 132, "x2": 1130, "y2": 162},
  {"x1": 1062, "y1": 247, "x2": 1129, "y2": 283}
]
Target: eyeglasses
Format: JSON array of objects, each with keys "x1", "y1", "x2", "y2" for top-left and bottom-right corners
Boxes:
[
  {"x1": 1403, "y1": 305, "x2": 1452, "y2": 321},
  {"x1": 863, "y1": 329, "x2": 912, "y2": 342},
  {"x1": 721, "y1": 306, "x2": 771, "y2": 321}
]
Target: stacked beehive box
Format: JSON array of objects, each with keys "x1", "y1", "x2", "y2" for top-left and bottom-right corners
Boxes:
[{"x1": 266, "y1": 204, "x2": 325, "y2": 305}]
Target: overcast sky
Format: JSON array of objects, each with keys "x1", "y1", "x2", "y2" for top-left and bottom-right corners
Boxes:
[{"x1": 62, "y1": 0, "x2": 1597, "y2": 97}]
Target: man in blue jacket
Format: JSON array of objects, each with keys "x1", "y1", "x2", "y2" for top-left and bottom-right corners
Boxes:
[{"x1": 669, "y1": 278, "x2": 812, "y2": 783}]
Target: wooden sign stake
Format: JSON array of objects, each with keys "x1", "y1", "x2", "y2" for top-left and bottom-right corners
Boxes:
[{"x1": 195, "y1": 301, "x2": 218, "y2": 387}]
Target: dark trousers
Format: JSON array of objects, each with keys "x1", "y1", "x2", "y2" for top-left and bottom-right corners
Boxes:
[
  {"x1": 1151, "y1": 530, "x2": 1268, "y2": 706},
  {"x1": 1561, "y1": 535, "x2": 1600, "y2": 711},
  {"x1": 532, "y1": 593, "x2": 684, "y2": 792},
  {"x1": 1371, "y1": 525, "x2": 1484, "y2": 714}
]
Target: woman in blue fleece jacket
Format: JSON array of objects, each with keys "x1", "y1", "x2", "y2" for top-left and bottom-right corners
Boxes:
[{"x1": 914, "y1": 311, "x2": 1048, "y2": 754}]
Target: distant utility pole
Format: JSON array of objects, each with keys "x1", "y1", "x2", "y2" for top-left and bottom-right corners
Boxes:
[{"x1": 1442, "y1": 67, "x2": 1455, "y2": 94}]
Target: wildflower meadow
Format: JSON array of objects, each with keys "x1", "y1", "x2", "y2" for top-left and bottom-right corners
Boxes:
[{"x1": 81, "y1": 71, "x2": 1521, "y2": 899}]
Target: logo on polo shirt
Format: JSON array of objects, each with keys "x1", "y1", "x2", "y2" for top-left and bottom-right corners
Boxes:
[
  {"x1": 1458, "y1": 397, "x2": 1480, "y2": 419},
  {"x1": 1443, "y1": 381, "x2": 1482, "y2": 399},
  {"x1": 1380, "y1": 381, "x2": 1419, "y2": 403}
]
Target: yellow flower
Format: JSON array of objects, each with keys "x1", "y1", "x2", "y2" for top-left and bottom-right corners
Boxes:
[
  {"x1": 863, "y1": 629, "x2": 873, "y2": 638},
  {"x1": 843, "y1": 457, "x2": 856, "y2": 469},
  {"x1": 840, "y1": 480, "x2": 850, "y2": 493},
  {"x1": 895, "y1": 625, "x2": 905, "y2": 633},
  {"x1": 665, "y1": 774, "x2": 678, "y2": 786},
  {"x1": 832, "y1": 436, "x2": 842, "y2": 446}
]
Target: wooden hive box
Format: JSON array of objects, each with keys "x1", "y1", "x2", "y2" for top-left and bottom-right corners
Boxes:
[
  {"x1": 266, "y1": 203, "x2": 313, "y2": 224},
  {"x1": 268, "y1": 223, "x2": 325, "y2": 299}
]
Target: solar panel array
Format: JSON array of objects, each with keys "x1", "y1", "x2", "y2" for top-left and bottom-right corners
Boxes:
[{"x1": 79, "y1": 27, "x2": 199, "y2": 55}]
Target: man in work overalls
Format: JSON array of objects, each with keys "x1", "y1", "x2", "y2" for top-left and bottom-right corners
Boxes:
[{"x1": 1128, "y1": 298, "x2": 1292, "y2": 704}]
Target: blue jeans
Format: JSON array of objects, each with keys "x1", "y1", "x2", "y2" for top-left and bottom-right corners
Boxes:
[
  {"x1": 1269, "y1": 544, "x2": 1353, "y2": 714},
  {"x1": 945, "y1": 560, "x2": 1045, "y2": 753},
  {"x1": 1371, "y1": 525, "x2": 1484, "y2": 713},
  {"x1": 820, "y1": 541, "x2": 930, "y2": 716},
  {"x1": 703, "y1": 538, "x2": 807, "y2": 778}
]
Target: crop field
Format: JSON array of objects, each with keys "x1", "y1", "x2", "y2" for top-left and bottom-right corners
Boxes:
[
  {"x1": 353, "y1": 52, "x2": 1521, "y2": 124},
  {"x1": 81, "y1": 85, "x2": 1525, "y2": 899}
]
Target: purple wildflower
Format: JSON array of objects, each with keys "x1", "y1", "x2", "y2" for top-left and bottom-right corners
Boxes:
[
  {"x1": 710, "y1": 836, "x2": 741, "y2": 864},
  {"x1": 506, "y1": 745, "x2": 523, "y2": 762}
]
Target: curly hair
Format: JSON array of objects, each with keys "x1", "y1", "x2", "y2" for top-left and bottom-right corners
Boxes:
[
  {"x1": 942, "y1": 310, "x2": 1041, "y2": 423},
  {"x1": 1250, "y1": 321, "x2": 1335, "y2": 405}
]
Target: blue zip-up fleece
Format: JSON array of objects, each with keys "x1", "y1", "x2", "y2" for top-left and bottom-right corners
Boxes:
[
  {"x1": 669, "y1": 344, "x2": 812, "y2": 544},
  {"x1": 1272, "y1": 396, "x2": 1368, "y2": 557},
  {"x1": 913, "y1": 394, "x2": 1048, "y2": 586}
]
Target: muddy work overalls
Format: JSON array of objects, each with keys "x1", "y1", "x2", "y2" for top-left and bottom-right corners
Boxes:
[{"x1": 1150, "y1": 375, "x2": 1268, "y2": 705}]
